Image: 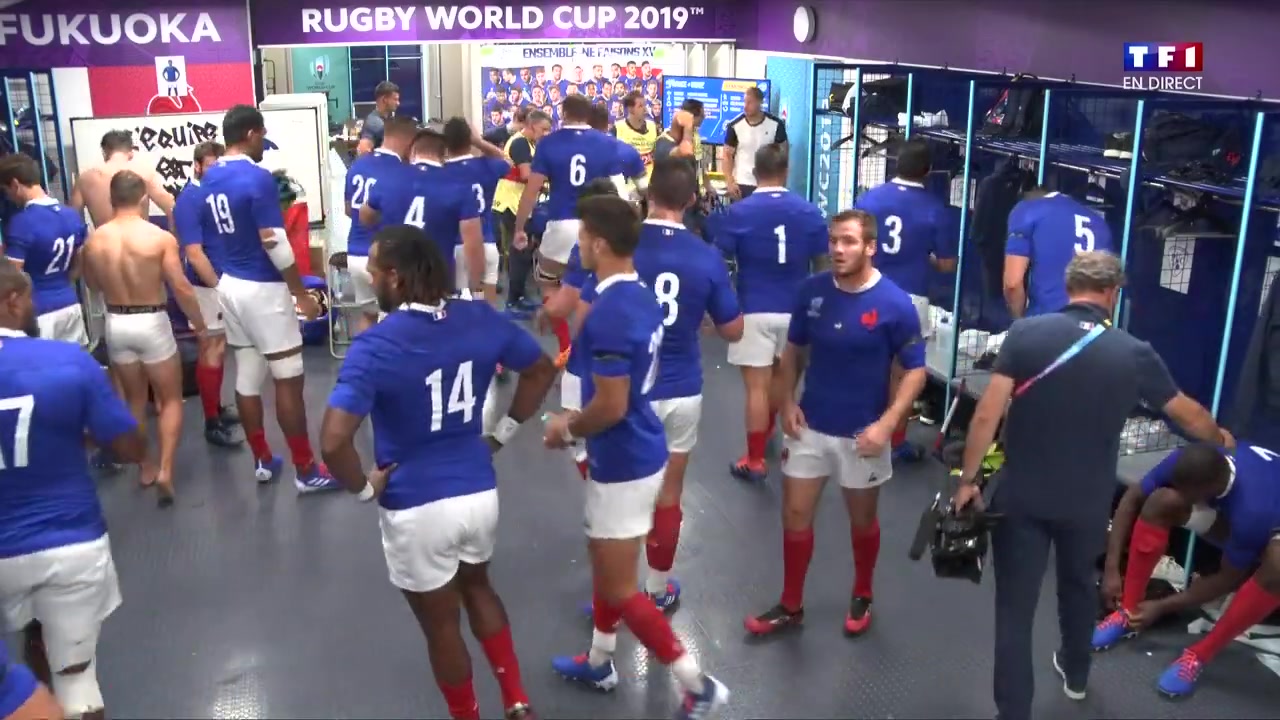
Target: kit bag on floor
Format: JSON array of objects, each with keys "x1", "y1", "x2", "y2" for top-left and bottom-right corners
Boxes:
[
  {"x1": 1142, "y1": 111, "x2": 1244, "y2": 182},
  {"x1": 981, "y1": 74, "x2": 1045, "y2": 139}
]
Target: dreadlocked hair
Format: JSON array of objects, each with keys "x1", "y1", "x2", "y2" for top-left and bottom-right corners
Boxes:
[{"x1": 371, "y1": 224, "x2": 454, "y2": 304}]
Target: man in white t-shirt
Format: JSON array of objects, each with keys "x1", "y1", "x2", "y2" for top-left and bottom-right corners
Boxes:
[{"x1": 722, "y1": 87, "x2": 788, "y2": 200}]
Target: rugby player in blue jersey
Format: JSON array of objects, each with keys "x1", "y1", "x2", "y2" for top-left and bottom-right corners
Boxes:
[
  {"x1": 200, "y1": 105, "x2": 338, "y2": 493},
  {"x1": 172, "y1": 141, "x2": 243, "y2": 447},
  {"x1": 321, "y1": 224, "x2": 557, "y2": 720},
  {"x1": 1004, "y1": 189, "x2": 1114, "y2": 318},
  {"x1": 440, "y1": 118, "x2": 513, "y2": 306},
  {"x1": 745, "y1": 208, "x2": 926, "y2": 638},
  {"x1": 343, "y1": 115, "x2": 418, "y2": 334},
  {"x1": 0, "y1": 257, "x2": 146, "y2": 720},
  {"x1": 717, "y1": 145, "x2": 829, "y2": 482},
  {"x1": 543, "y1": 195, "x2": 729, "y2": 720}
]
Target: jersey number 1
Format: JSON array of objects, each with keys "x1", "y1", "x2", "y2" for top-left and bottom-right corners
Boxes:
[
  {"x1": 425, "y1": 362, "x2": 476, "y2": 431},
  {"x1": 0, "y1": 395, "x2": 34, "y2": 470}
]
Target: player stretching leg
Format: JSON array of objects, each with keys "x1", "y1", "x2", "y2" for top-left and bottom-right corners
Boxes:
[
  {"x1": 321, "y1": 226, "x2": 557, "y2": 720},
  {"x1": 201, "y1": 105, "x2": 338, "y2": 493},
  {"x1": 0, "y1": 155, "x2": 90, "y2": 347},
  {"x1": 541, "y1": 179, "x2": 626, "y2": 481},
  {"x1": 173, "y1": 141, "x2": 243, "y2": 447},
  {"x1": 81, "y1": 172, "x2": 208, "y2": 506},
  {"x1": 1092, "y1": 442, "x2": 1280, "y2": 698},
  {"x1": 634, "y1": 158, "x2": 743, "y2": 609},
  {"x1": 0, "y1": 257, "x2": 146, "y2": 720},
  {"x1": 745, "y1": 209, "x2": 926, "y2": 637},
  {"x1": 853, "y1": 139, "x2": 955, "y2": 462},
  {"x1": 545, "y1": 196, "x2": 729, "y2": 720},
  {"x1": 717, "y1": 146, "x2": 829, "y2": 482},
  {"x1": 513, "y1": 95, "x2": 623, "y2": 368},
  {"x1": 344, "y1": 115, "x2": 418, "y2": 334}
]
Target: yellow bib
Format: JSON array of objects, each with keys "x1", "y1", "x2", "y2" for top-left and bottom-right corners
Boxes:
[
  {"x1": 493, "y1": 133, "x2": 533, "y2": 213},
  {"x1": 615, "y1": 119, "x2": 657, "y2": 180}
]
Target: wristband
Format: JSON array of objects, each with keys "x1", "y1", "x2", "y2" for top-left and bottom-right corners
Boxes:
[
  {"x1": 493, "y1": 416, "x2": 520, "y2": 445},
  {"x1": 356, "y1": 481, "x2": 375, "y2": 502}
]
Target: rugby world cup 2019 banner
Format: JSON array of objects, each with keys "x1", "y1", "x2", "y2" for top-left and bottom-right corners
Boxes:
[
  {"x1": 251, "y1": 2, "x2": 745, "y2": 46},
  {"x1": 478, "y1": 44, "x2": 684, "y2": 132},
  {"x1": 0, "y1": 0, "x2": 252, "y2": 68}
]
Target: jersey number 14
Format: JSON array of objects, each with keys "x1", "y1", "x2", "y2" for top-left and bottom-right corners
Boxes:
[{"x1": 425, "y1": 362, "x2": 477, "y2": 431}]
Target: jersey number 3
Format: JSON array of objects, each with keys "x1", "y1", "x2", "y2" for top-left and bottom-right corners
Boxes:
[
  {"x1": 424, "y1": 362, "x2": 476, "y2": 431},
  {"x1": 0, "y1": 395, "x2": 34, "y2": 470}
]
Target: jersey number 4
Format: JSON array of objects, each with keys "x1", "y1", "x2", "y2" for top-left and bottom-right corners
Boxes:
[
  {"x1": 424, "y1": 362, "x2": 477, "y2": 431},
  {"x1": 206, "y1": 193, "x2": 236, "y2": 235},
  {"x1": 0, "y1": 395, "x2": 34, "y2": 470}
]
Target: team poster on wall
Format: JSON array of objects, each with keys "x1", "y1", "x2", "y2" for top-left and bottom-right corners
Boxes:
[{"x1": 477, "y1": 44, "x2": 685, "y2": 131}]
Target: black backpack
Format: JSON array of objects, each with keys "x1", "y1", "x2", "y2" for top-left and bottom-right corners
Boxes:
[
  {"x1": 828, "y1": 76, "x2": 910, "y2": 120},
  {"x1": 1142, "y1": 111, "x2": 1244, "y2": 182},
  {"x1": 981, "y1": 74, "x2": 1045, "y2": 139}
]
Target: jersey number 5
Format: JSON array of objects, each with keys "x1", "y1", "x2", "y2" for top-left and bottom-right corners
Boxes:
[
  {"x1": 1074, "y1": 214, "x2": 1095, "y2": 253},
  {"x1": 0, "y1": 394, "x2": 34, "y2": 470},
  {"x1": 206, "y1": 193, "x2": 235, "y2": 235},
  {"x1": 425, "y1": 361, "x2": 476, "y2": 431},
  {"x1": 654, "y1": 272, "x2": 679, "y2": 327}
]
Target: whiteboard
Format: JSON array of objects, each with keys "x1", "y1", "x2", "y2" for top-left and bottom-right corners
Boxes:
[{"x1": 69, "y1": 108, "x2": 326, "y2": 225}]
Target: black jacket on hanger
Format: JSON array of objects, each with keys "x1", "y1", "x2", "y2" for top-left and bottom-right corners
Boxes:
[
  {"x1": 971, "y1": 158, "x2": 1033, "y2": 301},
  {"x1": 1231, "y1": 275, "x2": 1280, "y2": 443}
]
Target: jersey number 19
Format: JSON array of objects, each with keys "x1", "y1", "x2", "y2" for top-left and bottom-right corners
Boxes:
[{"x1": 206, "y1": 193, "x2": 236, "y2": 235}]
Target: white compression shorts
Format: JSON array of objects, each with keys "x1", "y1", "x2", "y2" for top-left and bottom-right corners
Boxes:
[
  {"x1": 36, "y1": 304, "x2": 89, "y2": 346},
  {"x1": 192, "y1": 286, "x2": 225, "y2": 334},
  {"x1": 104, "y1": 306, "x2": 178, "y2": 365},
  {"x1": 650, "y1": 395, "x2": 702, "y2": 453}
]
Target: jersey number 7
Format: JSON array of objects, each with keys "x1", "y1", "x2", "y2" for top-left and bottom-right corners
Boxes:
[{"x1": 0, "y1": 395, "x2": 35, "y2": 470}]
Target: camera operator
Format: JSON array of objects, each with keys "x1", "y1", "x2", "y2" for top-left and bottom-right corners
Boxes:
[{"x1": 951, "y1": 251, "x2": 1230, "y2": 720}]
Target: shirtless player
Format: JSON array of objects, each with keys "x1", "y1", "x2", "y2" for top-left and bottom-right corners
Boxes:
[
  {"x1": 80, "y1": 171, "x2": 206, "y2": 506},
  {"x1": 70, "y1": 130, "x2": 175, "y2": 230}
]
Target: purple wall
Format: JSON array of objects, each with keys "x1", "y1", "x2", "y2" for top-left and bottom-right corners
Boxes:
[{"x1": 745, "y1": 0, "x2": 1279, "y2": 100}]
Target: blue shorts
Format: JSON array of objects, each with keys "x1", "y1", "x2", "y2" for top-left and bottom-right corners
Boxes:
[{"x1": 0, "y1": 662, "x2": 38, "y2": 719}]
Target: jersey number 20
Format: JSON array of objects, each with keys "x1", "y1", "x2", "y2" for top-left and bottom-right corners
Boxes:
[
  {"x1": 351, "y1": 175, "x2": 377, "y2": 209},
  {"x1": 424, "y1": 361, "x2": 477, "y2": 431}
]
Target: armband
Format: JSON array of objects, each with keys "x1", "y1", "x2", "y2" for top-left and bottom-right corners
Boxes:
[
  {"x1": 493, "y1": 416, "x2": 521, "y2": 445},
  {"x1": 356, "y1": 481, "x2": 375, "y2": 502},
  {"x1": 263, "y1": 228, "x2": 295, "y2": 270}
]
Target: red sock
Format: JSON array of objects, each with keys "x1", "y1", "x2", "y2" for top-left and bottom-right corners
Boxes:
[
  {"x1": 780, "y1": 528, "x2": 815, "y2": 611},
  {"x1": 437, "y1": 677, "x2": 480, "y2": 720},
  {"x1": 195, "y1": 363, "x2": 221, "y2": 420},
  {"x1": 646, "y1": 504, "x2": 683, "y2": 572},
  {"x1": 592, "y1": 589, "x2": 623, "y2": 633},
  {"x1": 479, "y1": 625, "x2": 529, "y2": 710},
  {"x1": 1188, "y1": 578, "x2": 1280, "y2": 662},
  {"x1": 891, "y1": 425, "x2": 908, "y2": 448},
  {"x1": 285, "y1": 434, "x2": 315, "y2": 470},
  {"x1": 1121, "y1": 518, "x2": 1170, "y2": 613},
  {"x1": 619, "y1": 592, "x2": 685, "y2": 664},
  {"x1": 852, "y1": 520, "x2": 881, "y2": 598},
  {"x1": 246, "y1": 429, "x2": 272, "y2": 462},
  {"x1": 552, "y1": 318, "x2": 571, "y2": 353},
  {"x1": 575, "y1": 458, "x2": 589, "y2": 481},
  {"x1": 746, "y1": 431, "x2": 768, "y2": 464}
]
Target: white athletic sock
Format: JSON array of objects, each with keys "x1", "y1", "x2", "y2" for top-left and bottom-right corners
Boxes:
[
  {"x1": 671, "y1": 653, "x2": 704, "y2": 694},
  {"x1": 645, "y1": 570, "x2": 669, "y2": 597},
  {"x1": 587, "y1": 628, "x2": 616, "y2": 667}
]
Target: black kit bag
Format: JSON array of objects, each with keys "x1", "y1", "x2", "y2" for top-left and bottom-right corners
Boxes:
[
  {"x1": 981, "y1": 74, "x2": 1045, "y2": 139},
  {"x1": 828, "y1": 76, "x2": 909, "y2": 119},
  {"x1": 1142, "y1": 111, "x2": 1244, "y2": 182}
]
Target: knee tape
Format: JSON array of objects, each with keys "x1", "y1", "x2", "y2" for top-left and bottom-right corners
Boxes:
[
  {"x1": 234, "y1": 347, "x2": 269, "y2": 396},
  {"x1": 535, "y1": 258, "x2": 562, "y2": 284},
  {"x1": 52, "y1": 658, "x2": 105, "y2": 717},
  {"x1": 268, "y1": 353, "x2": 305, "y2": 380}
]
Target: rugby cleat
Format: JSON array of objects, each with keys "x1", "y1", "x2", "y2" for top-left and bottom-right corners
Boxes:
[
  {"x1": 729, "y1": 456, "x2": 767, "y2": 483},
  {"x1": 204, "y1": 420, "x2": 243, "y2": 448},
  {"x1": 219, "y1": 405, "x2": 241, "y2": 425},
  {"x1": 1157, "y1": 649, "x2": 1203, "y2": 699},
  {"x1": 254, "y1": 455, "x2": 284, "y2": 484},
  {"x1": 1092, "y1": 610, "x2": 1138, "y2": 651},
  {"x1": 675, "y1": 674, "x2": 730, "y2": 720},
  {"x1": 844, "y1": 596, "x2": 873, "y2": 636},
  {"x1": 295, "y1": 463, "x2": 342, "y2": 494},
  {"x1": 744, "y1": 603, "x2": 804, "y2": 636},
  {"x1": 551, "y1": 654, "x2": 619, "y2": 691}
]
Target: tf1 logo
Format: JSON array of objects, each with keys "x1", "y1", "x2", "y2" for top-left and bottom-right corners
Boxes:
[{"x1": 1124, "y1": 43, "x2": 1203, "y2": 72}]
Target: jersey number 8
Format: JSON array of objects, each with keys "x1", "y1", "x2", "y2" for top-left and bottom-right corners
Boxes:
[
  {"x1": 424, "y1": 361, "x2": 477, "y2": 431},
  {"x1": 654, "y1": 272, "x2": 679, "y2": 327},
  {"x1": 569, "y1": 154, "x2": 587, "y2": 187},
  {"x1": 206, "y1": 193, "x2": 236, "y2": 235}
]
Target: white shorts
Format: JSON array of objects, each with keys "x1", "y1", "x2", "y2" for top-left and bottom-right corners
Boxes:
[
  {"x1": 584, "y1": 468, "x2": 664, "y2": 540},
  {"x1": 37, "y1": 304, "x2": 88, "y2": 346},
  {"x1": 727, "y1": 313, "x2": 790, "y2": 367},
  {"x1": 540, "y1": 219, "x2": 580, "y2": 265},
  {"x1": 193, "y1": 286, "x2": 225, "y2": 333},
  {"x1": 379, "y1": 489, "x2": 500, "y2": 593},
  {"x1": 453, "y1": 243, "x2": 502, "y2": 288},
  {"x1": 561, "y1": 372, "x2": 582, "y2": 411},
  {"x1": 651, "y1": 395, "x2": 702, "y2": 453},
  {"x1": 104, "y1": 309, "x2": 177, "y2": 365},
  {"x1": 911, "y1": 294, "x2": 932, "y2": 339},
  {"x1": 345, "y1": 254, "x2": 377, "y2": 310},
  {"x1": 782, "y1": 427, "x2": 893, "y2": 489},
  {"x1": 1118, "y1": 469, "x2": 1218, "y2": 534},
  {"x1": 0, "y1": 536, "x2": 120, "y2": 669},
  {"x1": 217, "y1": 275, "x2": 303, "y2": 355}
]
